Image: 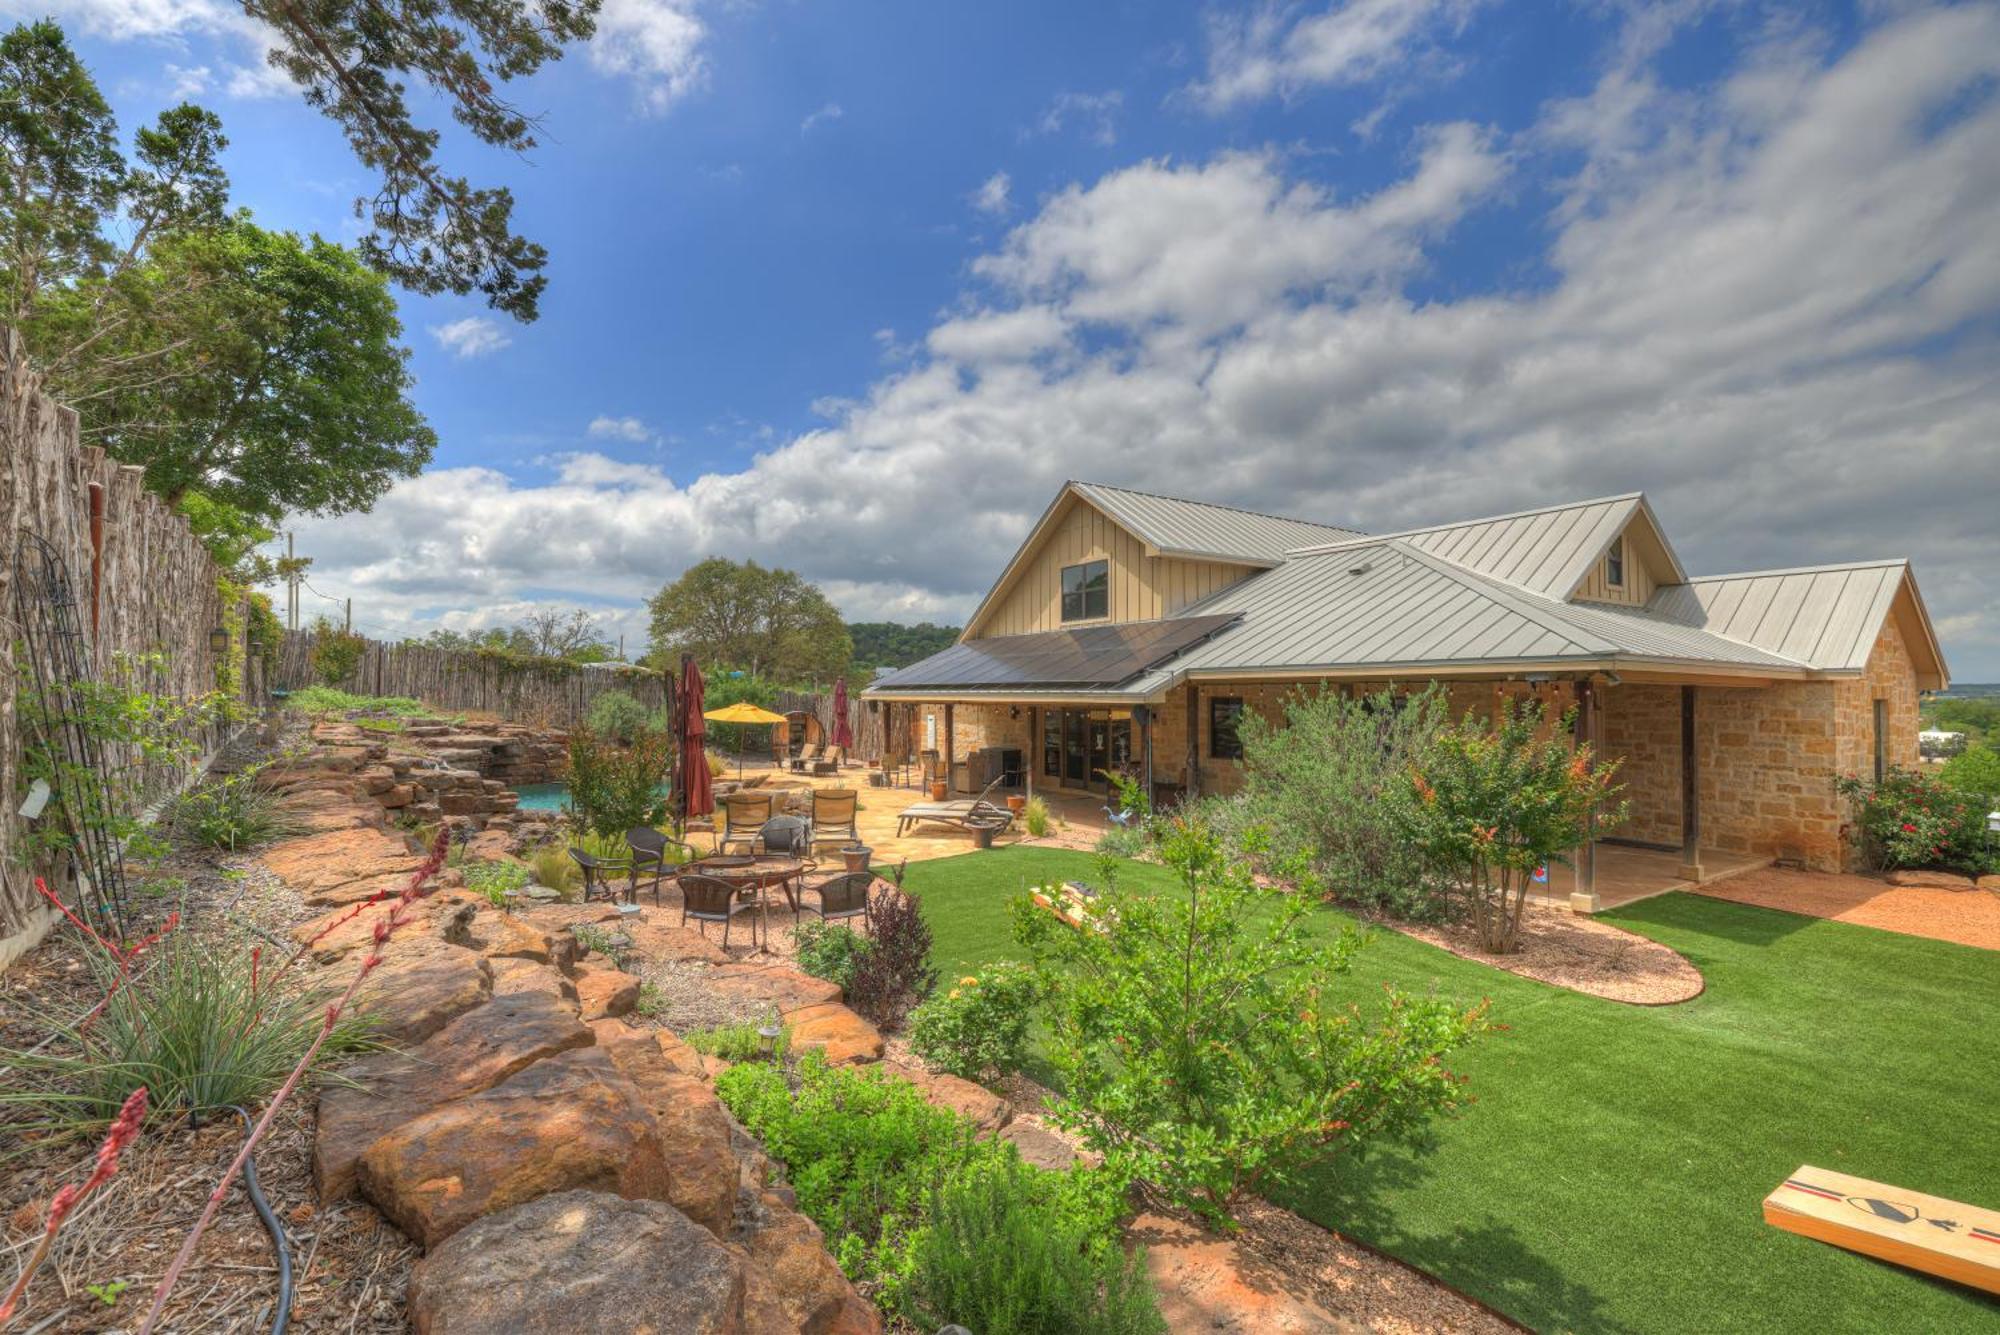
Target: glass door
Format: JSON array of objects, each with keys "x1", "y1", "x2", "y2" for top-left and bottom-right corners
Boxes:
[
  {"x1": 1086, "y1": 714, "x2": 1111, "y2": 790},
  {"x1": 1063, "y1": 711, "x2": 1089, "y2": 784},
  {"x1": 1043, "y1": 709, "x2": 1062, "y2": 779}
]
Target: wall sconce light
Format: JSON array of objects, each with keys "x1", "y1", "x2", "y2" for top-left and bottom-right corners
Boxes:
[
  {"x1": 208, "y1": 626, "x2": 229, "y2": 654},
  {"x1": 1009, "y1": 705, "x2": 1021, "y2": 720}
]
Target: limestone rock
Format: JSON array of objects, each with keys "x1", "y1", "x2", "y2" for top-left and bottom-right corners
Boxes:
[
  {"x1": 785, "y1": 1002, "x2": 883, "y2": 1066},
  {"x1": 1980, "y1": 874, "x2": 2000, "y2": 892},
  {"x1": 288, "y1": 889, "x2": 472, "y2": 964},
  {"x1": 443, "y1": 902, "x2": 581, "y2": 969},
  {"x1": 576, "y1": 966, "x2": 642, "y2": 1021},
  {"x1": 407, "y1": 1191, "x2": 746, "y2": 1335},
  {"x1": 999, "y1": 1122, "x2": 1084, "y2": 1172},
  {"x1": 706, "y1": 962, "x2": 843, "y2": 1016},
  {"x1": 735, "y1": 1189, "x2": 883, "y2": 1335},
  {"x1": 595, "y1": 1029, "x2": 740, "y2": 1236},
  {"x1": 881, "y1": 1062, "x2": 1010, "y2": 1132},
  {"x1": 1132, "y1": 1212, "x2": 1358, "y2": 1333},
  {"x1": 261, "y1": 827, "x2": 417, "y2": 895},
  {"x1": 348, "y1": 939, "x2": 492, "y2": 1045},
  {"x1": 488, "y1": 957, "x2": 580, "y2": 1008},
  {"x1": 315, "y1": 990, "x2": 592, "y2": 1200},
  {"x1": 355, "y1": 1047, "x2": 671, "y2": 1247},
  {"x1": 1886, "y1": 868, "x2": 1976, "y2": 890}
]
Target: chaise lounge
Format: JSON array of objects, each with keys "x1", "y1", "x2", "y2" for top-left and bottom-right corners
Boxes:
[{"x1": 894, "y1": 775, "x2": 1016, "y2": 840}]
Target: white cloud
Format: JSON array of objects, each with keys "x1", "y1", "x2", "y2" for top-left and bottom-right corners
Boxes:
[
  {"x1": 429, "y1": 317, "x2": 513, "y2": 360},
  {"x1": 293, "y1": 7, "x2": 2000, "y2": 675},
  {"x1": 587, "y1": 414, "x2": 655, "y2": 442},
  {"x1": 1193, "y1": 0, "x2": 1482, "y2": 110},
  {"x1": 800, "y1": 102, "x2": 845, "y2": 134},
  {"x1": 590, "y1": 0, "x2": 708, "y2": 114},
  {"x1": 1028, "y1": 91, "x2": 1123, "y2": 146},
  {"x1": 165, "y1": 63, "x2": 210, "y2": 98},
  {"x1": 33, "y1": 0, "x2": 298, "y2": 98},
  {"x1": 970, "y1": 171, "x2": 1011, "y2": 216}
]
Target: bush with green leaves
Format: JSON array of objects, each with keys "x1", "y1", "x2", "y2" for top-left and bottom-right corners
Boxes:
[
  {"x1": 686, "y1": 1020, "x2": 788, "y2": 1062},
  {"x1": 164, "y1": 766, "x2": 300, "y2": 851},
  {"x1": 1093, "y1": 822, "x2": 1149, "y2": 859},
  {"x1": 526, "y1": 844, "x2": 581, "y2": 898},
  {"x1": 1835, "y1": 766, "x2": 1991, "y2": 873},
  {"x1": 903, "y1": 1154, "x2": 1163, "y2": 1335},
  {"x1": 792, "y1": 920, "x2": 872, "y2": 991},
  {"x1": 1014, "y1": 813, "x2": 1491, "y2": 1228},
  {"x1": 564, "y1": 724, "x2": 672, "y2": 839},
  {"x1": 462, "y1": 859, "x2": 530, "y2": 906},
  {"x1": 285, "y1": 685, "x2": 433, "y2": 717},
  {"x1": 846, "y1": 886, "x2": 937, "y2": 1029},
  {"x1": 584, "y1": 689, "x2": 661, "y2": 746},
  {"x1": 1939, "y1": 745, "x2": 2000, "y2": 804},
  {"x1": 1236, "y1": 684, "x2": 1453, "y2": 919},
  {"x1": 1392, "y1": 699, "x2": 1626, "y2": 952},
  {"x1": 907, "y1": 961, "x2": 1039, "y2": 1082},
  {"x1": 306, "y1": 617, "x2": 367, "y2": 685}
]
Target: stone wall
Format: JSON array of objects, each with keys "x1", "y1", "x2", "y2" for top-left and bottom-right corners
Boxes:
[
  {"x1": 0, "y1": 336, "x2": 234, "y2": 952},
  {"x1": 1833, "y1": 618, "x2": 1922, "y2": 786},
  {"x1": 1601, "y1": 683, "x2": 1683, "y2": 846}
]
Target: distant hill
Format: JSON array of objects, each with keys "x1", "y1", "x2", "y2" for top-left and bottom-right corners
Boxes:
[
  {"x1": 847, "y1": 621, "x2": 959, "y2": 669},
  {"x1": 1932, "y1": 683, "x2": 2000, "y2": 699}
]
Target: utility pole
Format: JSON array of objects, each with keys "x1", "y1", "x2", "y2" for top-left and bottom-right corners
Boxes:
[
  {"x1": 344, "y1": 597, "x2": 353, "y2": 634},
  {"x1": 285, "y1": 532, "x2": 299, "y2": 631}
]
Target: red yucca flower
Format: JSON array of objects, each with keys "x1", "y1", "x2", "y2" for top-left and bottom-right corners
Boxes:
[{"x1": 0, "y1": 1086, "x2": 148, "y2": 1322}]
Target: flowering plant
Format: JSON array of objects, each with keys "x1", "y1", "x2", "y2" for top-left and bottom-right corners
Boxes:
[
  {"x1": 907, "y1": 962, "x2": 1039, "y2": 1082},
  {"x1": 1835, "y1": 767, "x2": 1989, "y2": 873}
]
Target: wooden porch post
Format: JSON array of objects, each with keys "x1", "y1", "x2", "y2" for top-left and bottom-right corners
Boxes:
[
  {"x1": 1572, "y1": 678, "x2": 1599, "y2": 914},
  {"x1": 1185, "y1": 686, "x2": 1201, "y2": 799},
  {"x1": 1026, "y1": 707, "x2": 1036, "y2": 802},
  {"x1": 1139, "y1": 705, "x2": 1154, "y2": 807},
  {"x1": 943, "y1": 703, "x2": 956, "y2": 795},
  {"x1": 1679, "y1": 685, "x2": 1704, "y2": 882}
]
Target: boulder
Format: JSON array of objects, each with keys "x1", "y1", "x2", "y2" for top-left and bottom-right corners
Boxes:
[
  {"x1": 443, "y1": 902, "x2": 581, "y2": 969},
  {"x1": 261, "y1": 827, "x2": 420, "y2": 895},
  {"x1": 355, "y1": 1047, "x2": 672, "y2": 1247},
  {"x1": 880, "y1": 1062, "x2": 1010, "y2": 1132},
  {"x1": 785, "y1": 1002, "x2": 883, "y2": 1066},
  {"x1": 348, "y1": 939, "x2": 493, "y2": 1045},
  {"x1": 303, "y1": 869, "x2": 422, "y2": 909},
  {"x1": 288, "y1": 889, "x2": 473, "y2": 965},
  {"x1": 407, "y1": 1191, "x2": 746, "y2": 1335},
  {"x1": 315, "y1": 990, "x2": 592, "y2": 1200},
  {"x1": 1886, "y1": 868, "x2": 1977, "y2": 891},
  {"x1": 706, "y1": 962, "x2": 843, "y2": 1016},
  {"x1": 999, "y1": 1122, "x2": 1083, "y2": 1172},
  {"x1": 576, "y1": 966, "x2": 643, "y2": 1021},
  {"x1": 1131, "y1": 1212, "x2": 1358, "y2": 1334},
  {"x1": 735, "y1": 1189, "x2": 883, "y2": 1335},
  {"x1": 594, "y1": 1029, "x2": 741, "y2": 1236},
  {"x1": 487, "y1": 957, "x2": 580, "y2": 1008},
  {"x1": 461, "y1": 829, "x2": 517, "y2": 864}
]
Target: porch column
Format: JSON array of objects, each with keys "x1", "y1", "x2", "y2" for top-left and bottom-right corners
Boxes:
[
  {"x1": 1026, "y1": 707, "x2": 1036, "y2": 802},
  {"x1": 1139, "y1": 705, "x2": 1154, "y2": 807},
  {"x1": 1572, "y1": 678, "x2": 1599, "y2": 914},
  {"x1": 1679, "y1": 685, "x2": 1704, "y2": 883},
  {"x1": 1185, "y1": 686, "x2": 1201, "y2": 799},
  {"x1": 944, "y1": 702, "x2": 956, "y2": 795}
]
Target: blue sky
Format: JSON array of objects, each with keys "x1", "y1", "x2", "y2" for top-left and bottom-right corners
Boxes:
[{"x1": 25, "y1": 0, "x2": 2000, "y2": 677}]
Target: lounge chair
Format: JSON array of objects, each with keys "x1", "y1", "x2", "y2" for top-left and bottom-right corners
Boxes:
[
  {"x1": 720, "y1": 791, "x2": 774, "y2": 854},
  {"x1": 789, "y1": 741, "x2": 824, "y2": 773},
  {"x1": 895, "y1": 775, "x2": 1016, "y2": 839},
  {"x1": 812, "y1": 744, "x2": 846, "y2": 776},
  {"x1": 810, "y1": 788, "x2": 859, "y2": 848}
]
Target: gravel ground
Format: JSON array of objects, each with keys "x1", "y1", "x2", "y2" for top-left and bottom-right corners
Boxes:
[{"x1": 1692, "y1": 866, "x2": 2000, "y2": 949}]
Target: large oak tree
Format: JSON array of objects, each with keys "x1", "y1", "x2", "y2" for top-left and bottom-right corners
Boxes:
[{"x1": 646, "y1": 558, "x2": 853, "y2": 684}]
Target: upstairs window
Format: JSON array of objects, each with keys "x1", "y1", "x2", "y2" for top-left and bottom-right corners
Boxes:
[
  {"x1": 1605, "y1": 535, "x2": 1626, "y2": 588},
  {"x1": 1061, "y1": 559, "x2": 1109, "y2": 621},
  {"x1": 1210, "y1": 696, "x2": 1246, "y2": 761}
]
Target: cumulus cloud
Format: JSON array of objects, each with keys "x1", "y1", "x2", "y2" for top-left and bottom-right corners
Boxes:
[
  {"x1": 800, "y1": 101, "x2": 845, "y2": 134},
  {"x1": 587, "y1": 415, "x2": 656, "y2": 443},
  {"x1": 1193, "y1": 0, "x2": 1482, "y2": 110},
  {"x1": 429, "y1": 317, "x2": 513, "y2": 360},
  {"x1": 295, "y1": 6, "x2": 2000, "y2": 674},
  {"x1": 588, "y1": 0, "x2": 707, "y2": 113},
  {"x1": 971, "y1": 171, "x2": 1012, "y2": 216},
  {"x1": 32, "y1": 0, "x2": 297, "y2": 98}
]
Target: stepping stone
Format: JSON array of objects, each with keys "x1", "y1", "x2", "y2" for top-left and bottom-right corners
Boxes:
[
  {"x1": 880, "y1": 1061, "x2": 1011, "y2": 1132},
  {"x1": 356, "y1": 1047, "x2": 672, "y2": 1248},
  {"x1": 261, "y1": 827, "x2": 418, "y2": 895}
]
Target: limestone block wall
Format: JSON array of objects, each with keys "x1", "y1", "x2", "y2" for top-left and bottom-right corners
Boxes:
[
  {"x1": 1601, "y1": 684, "x2": 1683, "y2": 846},
  {"x1": 1833, "y1": 619, "x2": 1921, "y2": 785}
]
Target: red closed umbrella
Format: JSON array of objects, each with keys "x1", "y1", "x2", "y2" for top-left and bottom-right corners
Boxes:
[
  {"x1": 678, "y1": 657, "x2": 713, "y2": 820},
  {"x1": 832, "y1": 677, "x2": 853, "y2": 752}
]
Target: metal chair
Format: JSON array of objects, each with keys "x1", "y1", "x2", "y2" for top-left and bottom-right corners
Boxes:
[
  {"x1": 804, "y1": 871, "x2": 874, "y2": 932},
  {"x1": 679, "y1": 872, "x2": 763, "y2": 949},
  {"x1": 757, "y1": 815, "x2": 817, "y2": 912},
  {"x1": 626, "y1": 826, "x2": 695, "y2": 904}
]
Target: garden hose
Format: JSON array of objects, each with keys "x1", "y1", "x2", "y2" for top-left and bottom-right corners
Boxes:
[{"x1": 222, "y1": 1105, "x2": 293, "y2": 1335}]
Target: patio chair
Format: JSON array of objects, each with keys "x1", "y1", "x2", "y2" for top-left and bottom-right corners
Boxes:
[
  {"x1": 756, "y1": 815, "x2": 817, "y2": 911},
  {"x1": 810, "y1": 788, "x2": 860, "y2": 849},
  {"x1": 720, "y1": 791, "x2": 774, "y2": 854},
  {"x1": 803, "y1": 871, "x2": 873, "y2": 933},
  {"x1": 894, "y1": 774, "x2": 1016, "y2": 840},
  {"x1": 789, "y1": 741, "x2": 824, "y2": 773},
  {"x1": 568, "y1": 846, "x2": 632, "y2": 904},
  {"x1": 679, "y1": 872, "x2": 763, "y2": 950},
  {"x1": 812, "y1": 744, "x2": 846, "y2": 776},
  {"x1": 626, "y1": 826, "x2": 696, "y2": 905}
]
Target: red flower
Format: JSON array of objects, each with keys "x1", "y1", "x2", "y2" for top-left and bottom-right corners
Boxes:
[{"x1": 1901, "y1": 823, "x2": 1917, "y2": 833}]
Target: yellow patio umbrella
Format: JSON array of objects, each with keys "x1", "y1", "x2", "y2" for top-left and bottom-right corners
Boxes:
[{"x1": 703, "y1": 700, "x2": 788, "y2": 779}]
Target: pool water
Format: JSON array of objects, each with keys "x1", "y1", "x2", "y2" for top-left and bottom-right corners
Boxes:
[{"x1": 512, "y1": 782, "x2": 672, "y2": 813}]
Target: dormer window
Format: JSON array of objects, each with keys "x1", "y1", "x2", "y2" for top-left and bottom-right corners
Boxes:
[
  {"x1": 1061, "y1": 559, "x2": 1109, "y2": 622},
  {"x1": 1605, "y1": 536, "x2": 1626, "y2": 588}
]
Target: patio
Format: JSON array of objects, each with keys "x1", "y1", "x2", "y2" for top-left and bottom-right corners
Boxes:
[{"x1": 1530, "y1": 843, "x2": 1772, "y2": 912}]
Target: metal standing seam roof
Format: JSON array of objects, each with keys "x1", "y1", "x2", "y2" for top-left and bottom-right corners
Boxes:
[
  {"x1": 1647, "y1": 561, "x2": 1912, "y2": 672},
  {"x1": 868, "y1": 613, "x2": 1242, "y2": 692},
  {"x1": 1071, "y1": 481, "x2": 1362, "y2": 565}
]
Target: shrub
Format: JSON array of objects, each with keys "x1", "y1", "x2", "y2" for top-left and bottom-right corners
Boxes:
[
  {"x1": 462, "y1": 859, "x2": 530, "y2": 906},
  {"x1": 1237, "y1": 685, "x2": 1453, "y2": 919},
  {"x1": 0, "y1": 933, "x2": 374, "y2": 1139},
  {"x1": 907, "y1": 962, "x2": 1038, "y2": 1082},
  {"x1": 1022, "y1": 796, "x2": 1052, "y2": 838},
  {"x1": 1940, "y1": 745, "x2": 2000, "y2": 803},
  {"x1": 1015, "y1": 813, "x2": 1490, "y2": 1228},
  {"x1": 1391, "y1": 699, "x2": 1626, "y2": 953},
  {"x1": 527, "y1": 844, "x2": 580, "y2": 898},
  {"x1": 1836, "y1": 766, "x2": 1990, "y2": 873},
  {"x1": 1093, "y1": 823, "x2": 1148, "y2": 859},
  {"x1": 585, "y1": 689, "x2": 657, "y2": 745},
  {"x1": 792, "y1": 920, "x2": 872, "y2": 991},
  {"x1": 565, "y1": 725, "x2": 672, "y2": 838},
  {"x1": 306, "y1": 617, "x2": 367, "y2": 686},
  {"x1": 286, "y1": 685, "x2": 432, "y2": 718},
  {"x1": 847, "y1": 886, "x2": 936, "y2": 1029},
  {"x1": 706, "y1": 750, "x2": 729, "y2": 779},
  {"x1": 164, "y1": 767, "x2": 300, "y2": 850},
  {"x1": 686, "y1": 1020, "x2": 788, "y2": 1062},
  {"x1": 904, "y1": 1155, "x2": 1163, "y2": 1335}
]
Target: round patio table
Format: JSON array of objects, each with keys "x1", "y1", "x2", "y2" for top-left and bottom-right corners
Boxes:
[{"x1": 697, "y1": 855, "x2": 808, "y2": 951}]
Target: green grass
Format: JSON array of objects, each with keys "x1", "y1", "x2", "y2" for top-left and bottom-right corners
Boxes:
[{"x1": 904, "y1": 847, "x2": 2000, "y2": 1334}]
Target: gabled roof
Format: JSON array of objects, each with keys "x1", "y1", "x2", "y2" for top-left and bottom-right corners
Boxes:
[
  {"x1": 1071, "y1": 481, "x2": 1362, "y2": 565},
  {"x1": 1289, "y1": 493, "x2": 1687, "y2": 599}
]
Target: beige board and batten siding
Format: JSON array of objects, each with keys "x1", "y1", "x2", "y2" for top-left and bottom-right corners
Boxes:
[
  {"x1": 973, "y1": 494, "x2": 1260, "y2": 638},
  {"x1": 1573, "y1": 539, "x2": 1657, "y2": 606}
]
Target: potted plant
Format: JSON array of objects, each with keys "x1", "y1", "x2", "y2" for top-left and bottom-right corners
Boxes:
[
  {"x1": 841, "y1": 844, "x2": 872, "y2": 874},
  {"x1": 930, "y1": 778, "x2": 948, "y2": 801},
  {"x1": 1006, "y1": 793, "x2": 1027, "y2": 814}
]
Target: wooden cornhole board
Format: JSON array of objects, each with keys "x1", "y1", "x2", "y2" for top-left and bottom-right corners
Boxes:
[{"x1": 1764, "y1": 1165, "x2": 2000, "y2": 1295}]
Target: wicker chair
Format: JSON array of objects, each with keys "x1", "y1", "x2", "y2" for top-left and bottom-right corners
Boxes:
[
  {"x1": 679, "y1": 873, "x2": 762, "y2": 949},
  {"x1": 720, "y1": 791, "x2": 774, "y2": 854},
  {"x1": 809, "y1": 789, "x2": 860, "y2": 849},
  {"x1": 625, "y1": 826, "x2": 696, "y2": 904},
  {"x1": 804, "y1": 871, "x2": 873, "y2": 932},
  {"x1": 567, "y1": 847, "x2": 631, "y2": 904}
]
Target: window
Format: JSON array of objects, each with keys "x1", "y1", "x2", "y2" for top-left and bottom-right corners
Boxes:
[
  {"x1": 1210, "y1": 696, "x2": 1245, "y2": 761},
  {"x1": 1873, "y1": 699, "x2": 1887, "y2": 784},
  {"x1": 1060, "y1": 559, "x2": 1109, "y2": 621},
  {"x1": 1605, "y1": 535, "x2": 1626, "y2": 588}
]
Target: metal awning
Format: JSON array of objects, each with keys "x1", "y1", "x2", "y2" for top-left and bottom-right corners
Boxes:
[{"x1": 869, "y1": 613, "x2": 1242, "y2": 692}]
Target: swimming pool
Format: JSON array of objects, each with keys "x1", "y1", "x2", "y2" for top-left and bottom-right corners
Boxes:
[{"x1": 511, "y1": 782, "x2": 672, "y2": 813}]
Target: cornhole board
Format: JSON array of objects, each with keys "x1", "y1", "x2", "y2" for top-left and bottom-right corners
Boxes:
[{"x1": 1763, "y1": 1165, "x2": 2000, "y2": 1295}]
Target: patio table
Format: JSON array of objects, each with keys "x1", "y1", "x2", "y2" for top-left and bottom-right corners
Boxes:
[{"x1": 699, "y1": 855, "x2": 808, "y2": 951}]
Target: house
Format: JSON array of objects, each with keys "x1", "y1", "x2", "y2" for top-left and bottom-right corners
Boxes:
[{"x1": 862, "y1": 481, "x2": 1949, "y2": 907}]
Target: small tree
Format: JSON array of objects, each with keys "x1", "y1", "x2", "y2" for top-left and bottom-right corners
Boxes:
[
  {"x1": 1393, "y1": 700, "x2": 1625, "y2": 954},
  {"x1": 1014, "y1": 815, "x2": 1490, "y2": 1228},
  {"x1": 564, "y1": 725, "x2": 672, "y2": 839},
  {"x1": 306, "y1": 617, "x2": 366, "y2": 686}
]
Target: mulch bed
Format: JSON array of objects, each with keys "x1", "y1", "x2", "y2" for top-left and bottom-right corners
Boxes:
[{"x1": 1374, "y1": 904, "x2": 1704, "y2": 1004}]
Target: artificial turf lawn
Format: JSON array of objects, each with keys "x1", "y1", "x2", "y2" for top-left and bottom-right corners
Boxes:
[{"x1": 902, "y1": 846, "x2": 2000, "y2": 1334}]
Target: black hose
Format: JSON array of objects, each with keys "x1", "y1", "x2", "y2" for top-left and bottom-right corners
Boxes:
[{"x1": 223, "y1": 1104, "x2": 293, "y2": 1335}]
